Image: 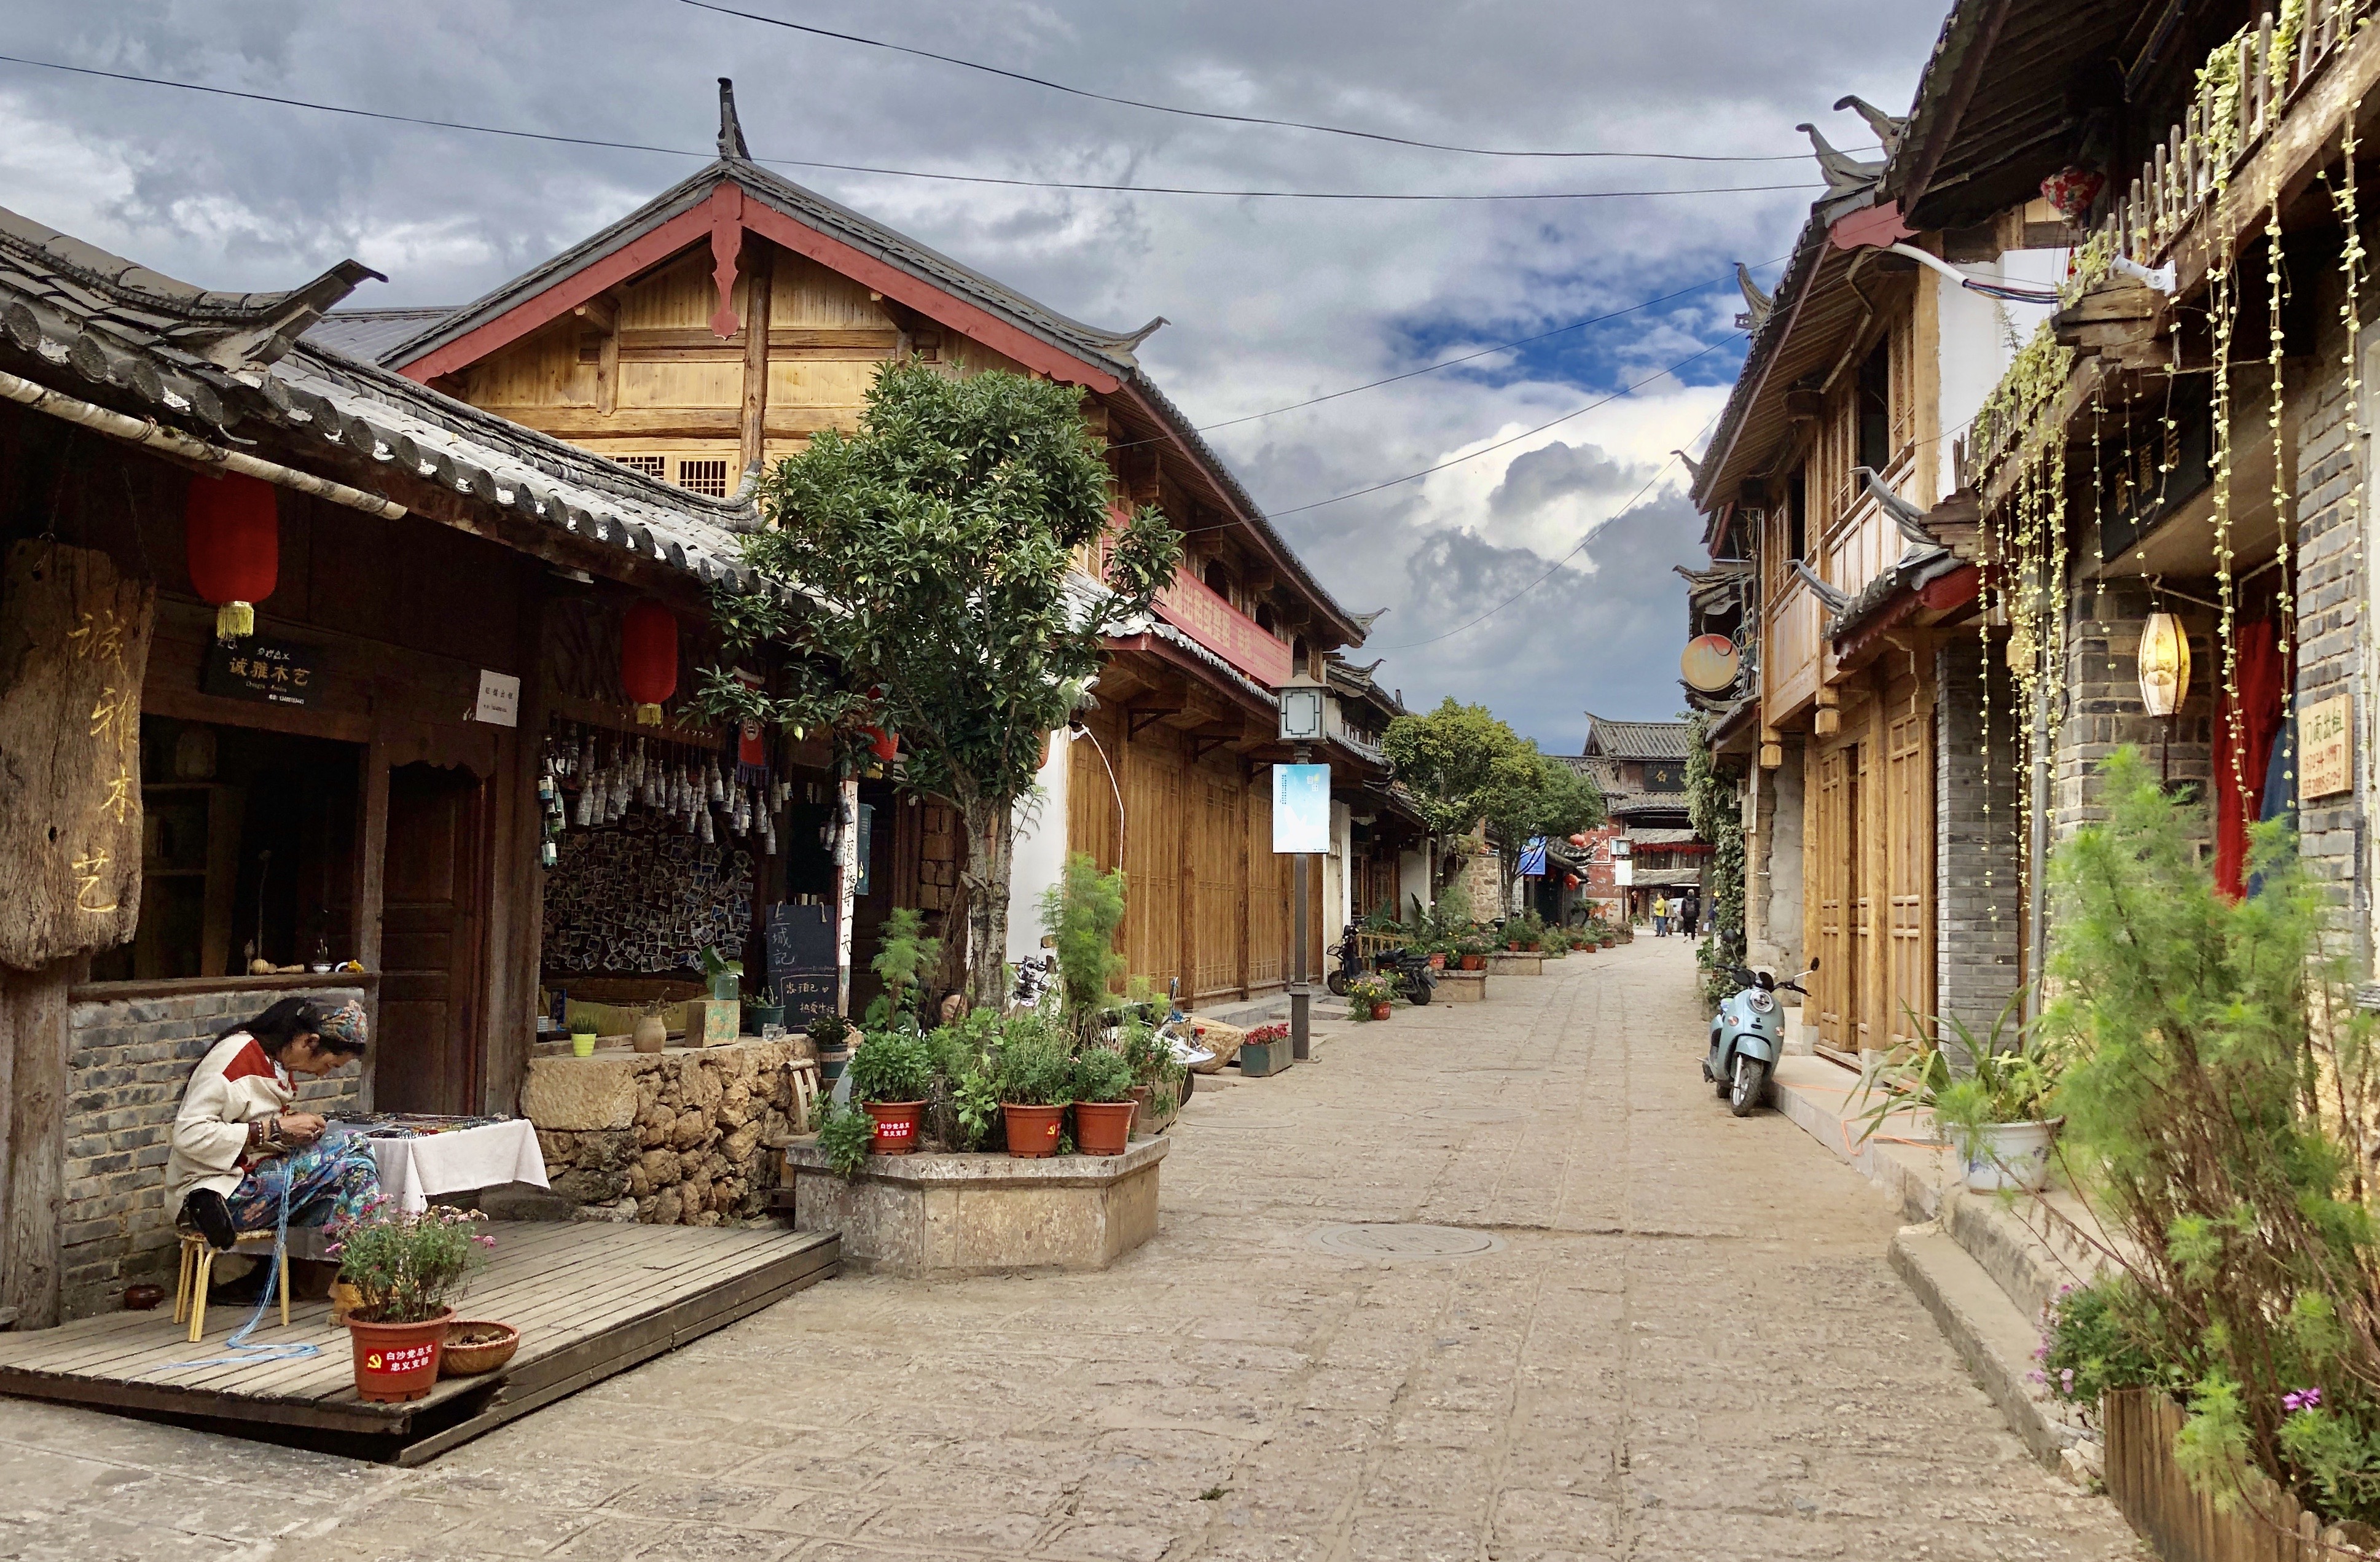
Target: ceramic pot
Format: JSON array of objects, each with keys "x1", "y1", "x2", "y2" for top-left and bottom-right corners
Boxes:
[
  {"x1": 1960, "y1": 1119, "x2": 2062, "y2": 1193},
  {"x1": 1427, "y1": 953, "x2": 1446, "y2": 970},
  {"x1": 815, "y1": 1045, "x2": 852, "y2": 1086},
  {"x1": 1002, "y1": 1102, "x2": 1066, "y2": 1157},
  {"x1": 345, "y1": 1308, "x2": 454, "y2": 1402},
  {"x1": 1460, "y1": 955, "x2": 1486, "y2": 972},
  {"x1": 1127, "y1": 1084, "x2": 1152, "y2": 1131},
  {"x1": 1371, "y1": 1002, "x2": 1392, "y2": 1021},
  {"x1": 743, "y1": 1003, "x2": 784, "y2": 1035},
  {"x1": 633, "y1": 1013, "x2": 668, "y2": 1054},
  {"x1": 1074, "y1": 1100, "x2": 1135, "y2": 1157},
  {"x1": 861, "y1": 1099, "x2": 926, "y2": 1155},
  {"x1": 1508, "y1": 942, "x2": 1522, "y2": 951},
  {"x1": 570, "y1": 1031, "x2": 597, "y2": 1058},
  {"x1": 439, "y1": 1320, "x2": 521, "y2": 1377}
]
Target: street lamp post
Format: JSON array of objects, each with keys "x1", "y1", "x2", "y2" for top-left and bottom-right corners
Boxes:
[{"x1": 1275, "y1": 670, "x2": 1328, "y2": 1062}]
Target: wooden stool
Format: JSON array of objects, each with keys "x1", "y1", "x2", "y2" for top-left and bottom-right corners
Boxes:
[{"x1": 174, "y1": 1230, "x2": 289, "y2": 1343}]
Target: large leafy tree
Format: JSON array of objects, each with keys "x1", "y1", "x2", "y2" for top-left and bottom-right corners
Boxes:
[
  {"x1": 703, "y1": 361, "x2": 1180, "y2": 1008},
  {"x1": 1382, "y1": 698, "x2": 1603, "y2": 905}
]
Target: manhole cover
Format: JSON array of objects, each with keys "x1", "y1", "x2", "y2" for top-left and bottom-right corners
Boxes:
[
  {"x1": 1423, "y1": 1106, "x2": 1519, "y2": 1123},
  {"x1": 1309, "y1": 1224, "x2": 1505, "y2": 1259}
]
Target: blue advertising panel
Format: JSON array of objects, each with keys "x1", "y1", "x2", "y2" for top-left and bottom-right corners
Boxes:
[{"x1": 1270, "y1": 764, "x2": 1331, "y2": 853}]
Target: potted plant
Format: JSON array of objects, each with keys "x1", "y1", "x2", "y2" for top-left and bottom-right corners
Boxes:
[
  {"x1": 699, "y1": 943, "x2": 742, "y2": 1003},
  {"x1": 995, "y1": 1018, "x2": 1073, "y2": 1157},
  {"x1": 1454, "y1": 936, "x2": 1489, "y2": 972},
  {"x1": 569, "y1": 1023, "x2": 597, "y2": 1058},
  {"x1": 331, "y1": 1201, "x2": 495, "y2": 1403},
  {"x1": 848, "y1": 1031, "x2": 933, "y2": 1154},
  {"x1": 1237, "y1": 1021, "x2": 1293, "y2": 1076},
  {"x1": 1346, "y1": 974, "x2": 1395, "y2": 1021},
  {"x1": 743, "y1": 985, "x2": 785, "y2": 1035},
  {"x1": 1855, "y1": 998, "x2": 2063, "y2": 1192},
  {"x1": 807, "y1": 1011, "x2": 853, "y2": 1085},
  {"x1": 815, "y1": 1095, "x2": 877, "y2": 1177},
  {"x1": 1070, "y1": 1048, "x2": 1137, "y2": 1155}
]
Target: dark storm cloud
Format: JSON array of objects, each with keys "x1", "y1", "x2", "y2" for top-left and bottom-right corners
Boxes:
[{"x1": 0, "y1": 0, "x2": 1954, "y2": 730}]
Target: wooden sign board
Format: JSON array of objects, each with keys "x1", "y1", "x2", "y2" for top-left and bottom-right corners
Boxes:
[
  {"x1": 2301, "y1": 693, "x2": 2352, "y2": 800},
  {"x1": 0, "y1": 542, "x2": 156, "y2": 967},
  {"x1": 765, "y1": 902, "x2": 838, "y2": 1026},
  {"x1": 200, "y1": 636, "x2": 318, "y2": 708}
]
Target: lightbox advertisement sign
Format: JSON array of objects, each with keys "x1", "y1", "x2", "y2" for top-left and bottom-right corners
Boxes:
[{"x1": 1271, "y1": 763, "x2": 1331, "y2": 853}]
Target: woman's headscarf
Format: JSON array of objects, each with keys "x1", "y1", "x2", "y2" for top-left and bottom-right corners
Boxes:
[{"x1": 315, "y1": 998, "x2": 369, "y2": 1055}]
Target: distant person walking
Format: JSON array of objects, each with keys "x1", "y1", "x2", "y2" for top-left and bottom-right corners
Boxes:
[
  {"x1": 1678, "y1": 891, "x2": 1701, "y2": 939},
  {"x1": 1651, "y1": 894, "x2": 1670, "y2": 938}
]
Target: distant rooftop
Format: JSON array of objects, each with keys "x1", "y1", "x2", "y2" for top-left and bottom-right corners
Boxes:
[
  {"x1": 1581, "y1": 713, "x2": 1691, "y2": 762},
  {"x1": 304, "y1": 306, "x2": 460, "y2": 361}
]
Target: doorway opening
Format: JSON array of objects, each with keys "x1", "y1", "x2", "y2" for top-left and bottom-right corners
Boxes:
[{"x1": 378, "y1": 762, "x2": 490, "y2": 1115}]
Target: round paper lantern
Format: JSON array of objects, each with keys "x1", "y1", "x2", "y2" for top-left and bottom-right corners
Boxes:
[
  {"x1": 184, "y1": 472, "x2": 280, "y2": 642},
  {"x1": 620, "y1": 601, "x2": 678, "y2": 725},
  {"x1": 2137, "y1": 610, "x2": 2190, "y2": 717}
]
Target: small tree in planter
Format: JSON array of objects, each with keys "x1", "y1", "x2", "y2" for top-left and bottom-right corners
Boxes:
[
  {"x1": 332, "y1": 1201, "x2": 495, "y2": 1402},
  {"x1": 994, "y1": 1016, "x2": 1075, "y2": 1157},
  {"x1": 1043, "y1": 852, "x2": 1128, "y2": 1041},
  {"x1": 847, "y1": 1031, "x2": 934, "y2": 1154},
  {"x1": 701, "y1": 362, "x2": 1181, "y2": 1011}
]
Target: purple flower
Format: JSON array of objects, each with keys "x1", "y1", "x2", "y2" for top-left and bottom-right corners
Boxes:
[{"x1": 2284, "y1": 1387, "x2": 2325, "y2": 1413}]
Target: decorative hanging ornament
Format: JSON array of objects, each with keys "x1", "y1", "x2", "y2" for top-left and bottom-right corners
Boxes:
[
  {"x1": 184, "y1": 471, "x2": 281, "y2": 642},
  {"x1": 710, "y1": 760, "x2": 726, "y2": 804},
  {"x1": 2039, "y1": 166, "x2": 2105, "y2": 226},
  {"x1": 698, "y1": 805, "x2": 714, "y2": 845},
  {"x1": 2137, "y1": 610, "x2": 2191, "y2": 717},
  {"x1": 620, "y1": 601, "x2": 679, "y2": 726}
]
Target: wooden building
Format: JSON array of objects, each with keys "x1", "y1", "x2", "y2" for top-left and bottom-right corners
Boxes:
[{"x1": 318, "y1": 83, "x2": 1372, "y2": 1009}]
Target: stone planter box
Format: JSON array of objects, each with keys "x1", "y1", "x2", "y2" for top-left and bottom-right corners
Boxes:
[
  {"x1": 1238, "y1": 1037, "x2": 1294, "y2": 1076},
  {"x1": 779, "y1": 1136, "x2": 1165, "y2": 1276},
  {"x1": 1437, "y1": 970, "x2": 1488, "y2": 1002},
  {"x1": 1486, "y1": 951, "x2": 1543, "y2": 975}
]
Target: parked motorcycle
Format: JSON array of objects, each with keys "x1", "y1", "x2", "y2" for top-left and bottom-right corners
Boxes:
[
  {"x1": 1704, "y1": 958, "x2": 1815, "y2": 1117},
  {"x1": 1323, "y1": 922, "x2": 1436, "y2": 1004}
]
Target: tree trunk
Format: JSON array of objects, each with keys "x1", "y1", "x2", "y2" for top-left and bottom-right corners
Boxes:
[{"x1": 959, "y1": 795, "x2": 1014, "y2": 1011}]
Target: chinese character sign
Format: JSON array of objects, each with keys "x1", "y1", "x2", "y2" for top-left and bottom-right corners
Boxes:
[
  {"x1": 2301, "y1": 693, "x2": 2352, "y2": 800},
  {"x1": 0, "y1": 542, "x2": 155, "y2": 966}
]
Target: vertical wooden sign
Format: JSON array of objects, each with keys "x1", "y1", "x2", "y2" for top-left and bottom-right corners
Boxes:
[
  {"x1": 2300, "y1": 693, "x2": 2352, "y2": 800},
  {"x1": 0, "y1": 542, "x2": 155, "y2": 967}
]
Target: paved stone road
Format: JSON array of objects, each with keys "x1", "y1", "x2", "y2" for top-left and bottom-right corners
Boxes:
[{"x1": 0, "y1": 939, "x2": 2144, "y2": 1561}]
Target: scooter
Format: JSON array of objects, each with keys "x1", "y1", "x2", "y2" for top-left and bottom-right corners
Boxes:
[
  {"x1": 1703, "y1": 958, "x2": 1815, "y2": 1117},
  {"x1": 1323, "y1": 922, "x2": 1436, "y2": 1004}
]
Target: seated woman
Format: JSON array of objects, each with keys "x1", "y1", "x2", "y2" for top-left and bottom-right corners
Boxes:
[{"x1": 169, "y1": 997, "x2": 380, "y2": 1250}]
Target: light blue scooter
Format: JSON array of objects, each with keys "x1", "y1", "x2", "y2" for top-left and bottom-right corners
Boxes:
[{"x1": 1703, "y1": 958, "x2": 1816, "y2": 1117}]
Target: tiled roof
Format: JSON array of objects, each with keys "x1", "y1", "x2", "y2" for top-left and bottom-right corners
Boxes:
[
  {"x1": 364, "y1": 158, "x2": 1359, "y2": 644},
  {"x1": 305, "y1": 307, "x2": 456, "y2": 361},
  {"x1": 1623, "y1": 827, "x2": 1704, "y2": 847},
  {"x1": 1581, "y1": 714, "x2": 1691, "y2": 761},
  {"x1": 0, "y1": 204, "x2": 773, "y2": 594}
]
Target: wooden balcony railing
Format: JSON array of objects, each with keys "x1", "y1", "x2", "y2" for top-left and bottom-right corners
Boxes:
[{"x1": 1763, "y1": 574, "x2": 1825, "y2": 721}]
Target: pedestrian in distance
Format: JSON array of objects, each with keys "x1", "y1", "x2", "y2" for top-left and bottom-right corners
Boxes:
[{"x1": 1651, "y1": 893, "x2": 1669, "y2": 938}]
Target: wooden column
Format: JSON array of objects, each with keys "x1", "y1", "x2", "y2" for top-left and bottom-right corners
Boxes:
[
  {"x1": 0, "y1": 962, "x2": 70, "y2": 1329},
  {"x1": 738, "y1": 244, "x2": 775, "y2": 479}
]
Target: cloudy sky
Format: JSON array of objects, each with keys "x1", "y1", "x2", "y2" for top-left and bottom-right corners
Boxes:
[{"x1": 1, "y1": 0, "x2": 1949, "y2": 749}]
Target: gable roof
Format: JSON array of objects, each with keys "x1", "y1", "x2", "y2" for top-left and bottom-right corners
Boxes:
[
  {"x1": 305, "y1": 306, "x2": 456, "y2": 361},
  {"x1": 1581, "y1": 714, "x2": 1691, "y2": 761},
  {"x1": 356, "y1": 154, "x2": 1360, "y2": 645}
]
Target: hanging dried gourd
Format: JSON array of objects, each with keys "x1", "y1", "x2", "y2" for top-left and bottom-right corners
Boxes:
[
  {"x1": 620, "y1": 601, "x2": 679, "y2": 726},
  {"x1": 184, "y1": 471, "x2": 280, "y2": 642}
]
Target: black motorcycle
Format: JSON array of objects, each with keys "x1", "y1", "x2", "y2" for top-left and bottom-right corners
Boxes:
[{"x1": 1324, "y1": 922, "x2": 1436, "y2": 1004}]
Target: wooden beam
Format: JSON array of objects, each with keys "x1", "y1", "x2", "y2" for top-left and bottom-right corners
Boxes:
[
  {"x1": 570, "y1": 294, "x2": 619, "y2": 334},
  {"x1": 481, "y1": 407, "x2": 860, "y2": 442},
  {"x1": 738, "y1": 243, "x2": 773, "y2": 479},
  {"x1": 1128, "y1": 706, "x2": 1183, "y2": 741}
]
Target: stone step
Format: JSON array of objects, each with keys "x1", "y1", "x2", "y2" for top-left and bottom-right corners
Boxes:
[{"x1": 1891, "y1": 1222, "x2": 2090, "y2": 1469}]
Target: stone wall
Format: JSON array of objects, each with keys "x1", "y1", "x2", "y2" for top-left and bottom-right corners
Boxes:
[
  {"x1": 521, "y1": 1038, "x2": 808, "y2": 1225},
  {"x1": 1936, "y1": 640, "x2": 2024, "y2": 1035},
  {"x1": 2051, "y1": 579, "x2": 2215, "y2": 842},
  {"x1": 61, "y1": 983, "x2": 364, "y2": 1318},
  {"x1": 1757, "y1": 744, "x2": 1804, "y2": 972}
]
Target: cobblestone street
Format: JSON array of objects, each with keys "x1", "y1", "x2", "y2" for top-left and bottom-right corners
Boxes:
[{"x1": 0, "y1": 940, "x2": 2143, "y2": 1561}]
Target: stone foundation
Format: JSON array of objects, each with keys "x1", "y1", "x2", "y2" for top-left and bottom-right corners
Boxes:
[
  {"x1": 522, "y1": 1037, "x2": 812, "y2": 1226},
  {"x1": 1438, "y1": 970, "x2": 1488, "y2": 1002},
  {"x1": 1485, "y1": 952, "x2": 1541, "y2": 975},
  {"x1": 781, "y1": 1136, "x2": 1165, "y2": 1276},
  {"x1": 60, "y1": 982, "x2": 366, "y2": 1319}
]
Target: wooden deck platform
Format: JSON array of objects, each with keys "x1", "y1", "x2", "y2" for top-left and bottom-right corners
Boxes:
[{"x1": 0, "y1": 1222, "x2": 838, "y2": 1464}]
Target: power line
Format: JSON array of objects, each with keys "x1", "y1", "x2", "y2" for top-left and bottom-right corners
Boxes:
[
  {"x1": 1267, "y1": 337, "x2": 1739, "y2": 518},
  {"x1": 0, "y1": 53, "x2": 1824, "y2": 202},
  {"x1": 681, "y1": 1, "x2": 1866, "y2": 164},
  {"x1": 1373, "y1": 415, "x2": 1720, "y2": 651},
  {"x1": 1197, "y1": 258, "x2": 1785, "y2": 432}
]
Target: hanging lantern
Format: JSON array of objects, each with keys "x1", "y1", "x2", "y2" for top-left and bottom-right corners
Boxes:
[
  {"x1": 866, "y1": 725, "x2": 899, "y2": 763},
  {"x1": 1568, "y1": 833, "x2": 1590, "y2": 848},
  {"x1": 184, "y1": 472, "x2": 280, "y2": 642},
  {"x1": 620, "y1": 601, "x2": 679, "y2": 726},
  {"x1": 2138, "y1": 611, "x2": 2191, "y2": 718}
]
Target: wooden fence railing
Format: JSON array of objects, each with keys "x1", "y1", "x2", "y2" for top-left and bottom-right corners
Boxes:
[{"x1": 2105, "y1": 1389, "x2": 2378, "y2": 1559}]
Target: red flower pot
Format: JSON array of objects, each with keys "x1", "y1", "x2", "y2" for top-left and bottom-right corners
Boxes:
[
  {"x1": 1427, "y1": 953, "x2": 1446, "y2": 970},
  {"x1": 345, "y1": 1308, "x2": 454, "y2": 1403},
  {"x1": 862, "y1": 1100, "x2": 926, "y2": 1155},
  {"x1": 1371, "y1": 1002, "x2": 1392, "y2": 1021},
  {"x1": 1460, "y1": 955, "x2": 1486, "y2": 972},
  {"x1": 1074, "y1": 1100, "x2": 1135, "y2": 1156},
  {"x1": 1002, "y1": 1102, "x2": 1066, "y2": 1157}
]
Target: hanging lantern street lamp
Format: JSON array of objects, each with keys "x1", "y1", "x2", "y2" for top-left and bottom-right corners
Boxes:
[
  {"x1": 2137, "y1": 610, "x2": 2191, "y2": 717},
  {"x1": 620, "y1": 601, "x2": 679, "y2": 726},
  {"x1": 184, "y1": 472, "x2": 280, "y2": 643}
]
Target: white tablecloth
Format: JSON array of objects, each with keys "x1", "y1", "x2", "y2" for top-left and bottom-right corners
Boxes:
[{"x1": 365, "y1": 1120, "x2": 549, "y2": 1214}]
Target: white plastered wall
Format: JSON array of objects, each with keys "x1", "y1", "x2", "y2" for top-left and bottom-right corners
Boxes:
[
  {"x1": 1932, "y1": 256, "x2": 2064, "y2": 499},
  {"x1": 1004, "y1": 727, "x2": 1073, "y2": 968}
]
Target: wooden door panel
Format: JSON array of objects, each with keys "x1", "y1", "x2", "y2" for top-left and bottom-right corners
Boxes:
[
  {"x1": 377, "y1": 764, "x2": 485, "y2": 1116},
  {"x1": 1886, "y1": 693, "x2": 1933, "y2": 1053}
]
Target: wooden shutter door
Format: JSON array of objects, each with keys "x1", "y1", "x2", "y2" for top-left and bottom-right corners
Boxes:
[
  {"x1": 1814, "y1": 749, "x2": 1847, "y2": 1047},
  {"x1": 1886, "y1": 692, "x2": 1934, "y2": 1053}
]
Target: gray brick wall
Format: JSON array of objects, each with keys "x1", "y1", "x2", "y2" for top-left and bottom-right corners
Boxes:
[
  {"x1": 2051, "y1": 579, "x2": 2215, "y2": 843},
  {"x1": 1936, "y1": 639, "x2": 2025, "y2": 1034},
  {"x1": 62, "y1": 985, "x2": 362, "y2": 1319}
]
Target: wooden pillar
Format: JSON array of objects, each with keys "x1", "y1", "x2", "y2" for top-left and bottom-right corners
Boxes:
[
  {"x1": 0, "y1": 961, "x2": 71, "y2": 1329},
  {"x1": 738, "y1": 243, "x2": 775, "y2": 479}
]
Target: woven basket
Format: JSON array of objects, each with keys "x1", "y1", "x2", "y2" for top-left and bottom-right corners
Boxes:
[{"x1": 438, "y1": 1320, "x2": 520, "y2": 1378}]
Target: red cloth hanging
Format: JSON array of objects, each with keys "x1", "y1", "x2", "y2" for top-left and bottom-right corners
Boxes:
[
  {"x1": 184, "y1": 472, "x2": 280, "y2": 641},
  {"x1": 2212, "y1": 618, "x2": 2285, "y2": 900}
]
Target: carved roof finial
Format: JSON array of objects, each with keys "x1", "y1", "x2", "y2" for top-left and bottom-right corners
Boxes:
[
  {"x1": 718, "y1": 77, "x2": 751, "y2": 162},
  {"x1": 1795, "y1": 120, "x2": 1885, "y2": 199},
  {"x1": 1671, "y1": 448, "x2": 1704, "y2": 483},
  {"x1": 1734, "y1": 262, "x2": 1772, "y2": 331},
  {"x1": 1832, "y1": 93, "x2": 1910, "y2": 160}
]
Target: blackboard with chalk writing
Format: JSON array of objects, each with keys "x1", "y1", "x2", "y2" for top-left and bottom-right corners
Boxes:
[{"x1": 765, "y1": 902, "x2": 837, "y2": 1026}]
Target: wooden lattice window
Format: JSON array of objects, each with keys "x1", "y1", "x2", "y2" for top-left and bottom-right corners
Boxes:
[
  {"x1": 677, "y1": 459, "x2": 729, "y2": 497},
  {"x1": 620, "y1": 455, "x2": 667, "y2": 480}
]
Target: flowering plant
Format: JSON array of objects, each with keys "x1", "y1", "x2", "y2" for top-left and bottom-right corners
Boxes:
[
  {"x1": 1345, "y1": 975, "x2": 1397, "y2": 1015},
  {"x1": 1243, "y1": 1023, "x2": 1288, "y2": 1045},
  {"x1": 331, "y1": 1200, "x2": 495, "y2": 1324}
]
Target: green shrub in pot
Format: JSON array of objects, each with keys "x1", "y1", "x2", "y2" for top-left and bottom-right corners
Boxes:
[
  {"x1": 994, "y1": 1018, "x2": 1074, "y2": 1106},
  {"x1": 1069, "y1": 1047, "x2": 1134, "y2": 1104},
  {"x1": 847, "y1": 1031, "x2": 933, "y2": 1104}
]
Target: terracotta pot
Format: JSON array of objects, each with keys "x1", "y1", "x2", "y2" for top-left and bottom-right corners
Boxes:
[
  {"x1": 1508, "y1": 941, "x2": 1522, "y2": 951},
  {"x1": 1460, "y1": 955, "x2": 1486, "y2": 972},
  {"x1": 633, "y1": 1013, "x2": 668, "y2": 1054},
  {"x1": 122, "y1": 1283, "x2": 165, "y2": 1311},
  {"x1": 1601, "y1": 939, "x2": 1615, "y2": 950},
  {"x1": 1075, "y1": 1099, "x2": 1135, "y2": 1156},
  {"x1": 1002, "y1": 1102, "x2": 1067, "y2": 1157},
  {"x1": 861, "y1": 1099, "x2": 926, "y2": 1155},
  {"x1": 1427, "y1": 953, "x2": 1446, "y2": 970},
  {"x1": 1371, "y1": 1002, "x2": 1392, "y2": 1021},
  {"x1": 439, "y1": 1319, "x2": 521, "y2": 1377},
  {"x1": 1127, "y1": 1083, "x2": 1153, "y2": 1128},
  {"x1": 345, "y1": 1308, "x2": 454, "y2": 1403}
]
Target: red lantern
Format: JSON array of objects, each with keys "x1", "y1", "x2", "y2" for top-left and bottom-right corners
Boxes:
[
  {"x1": 1564, "y1": 873, "x2": 1579, "y2": 889},
  {"x1": 1568, "y1": 833, "x2": 1590, "y2": 848},
  {"x1": 184, "y1": 472, "x2": 280, "y2": 642},
  {"x1": 620, "y1": 601, "x2": 678, "y2": 725},
  {"x1": 865, "y1": 724, "x2": 899, "y2": 763}
]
